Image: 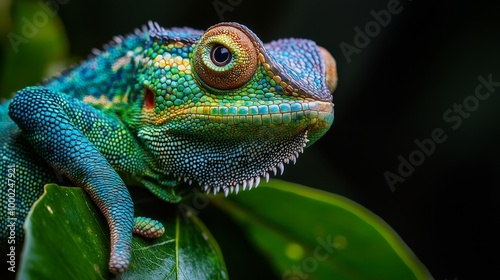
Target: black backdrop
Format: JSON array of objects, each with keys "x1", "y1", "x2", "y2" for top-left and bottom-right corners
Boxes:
[{"x1": 5, "y1": 0, "x2": 500, "y2": 278}]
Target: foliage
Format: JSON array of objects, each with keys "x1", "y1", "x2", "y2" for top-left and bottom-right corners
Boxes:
[{"x1": 18, "y1": 182, "x2": 430, "y2": 279}]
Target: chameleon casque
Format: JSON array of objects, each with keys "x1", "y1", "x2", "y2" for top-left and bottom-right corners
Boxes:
[{"x1": 0, "y1": 22, "x2": 337, "y2": 274}]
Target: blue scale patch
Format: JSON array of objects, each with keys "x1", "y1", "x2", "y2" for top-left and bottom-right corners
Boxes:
[
  {"x1": 258, "y1": 106, "x2": 269, "y2": 114},
  {"x1": 268, "y1": 105, "x2": 280, "y2": 114},
  {"x1": 279, "y1": 104, "x2": 291, "y2": 112}
]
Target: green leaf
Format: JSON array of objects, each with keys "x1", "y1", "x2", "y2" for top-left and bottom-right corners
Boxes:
[
  {"x1": 212, "y1": 180, "x2": 432, "y2": 280},
  {"x1": 19, "y1": 184, "x2": 227, "y2": 280}
]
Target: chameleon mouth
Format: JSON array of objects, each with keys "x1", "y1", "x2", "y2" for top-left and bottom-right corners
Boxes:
[
  {"x1": 153, "y1": 99, "x2": 332, "y2": 196},
  {"x1": 163, "y1": 98, "x2": 332, "y2": 196},
  {"x1": 139, "y1": 99, "x2": 332, "y2": 197}
]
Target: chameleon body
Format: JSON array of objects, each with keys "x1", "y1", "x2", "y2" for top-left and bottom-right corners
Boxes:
[{"x1": 0, "y1": 22, "x2": 337, "y2": 274}]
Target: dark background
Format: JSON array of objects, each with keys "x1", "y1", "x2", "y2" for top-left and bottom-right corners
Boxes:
[{"x1": 2, "y1": 0, "x2": 500, "y2": 278}]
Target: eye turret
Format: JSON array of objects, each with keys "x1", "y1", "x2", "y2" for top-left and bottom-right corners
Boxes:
[{"x1": 193, "y1": 24, "x2": 258, "y2": 90}]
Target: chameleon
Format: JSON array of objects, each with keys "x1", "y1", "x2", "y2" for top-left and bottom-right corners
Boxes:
[{"x1": 0, "y1": 21, "x2": 337, "y2": 274}]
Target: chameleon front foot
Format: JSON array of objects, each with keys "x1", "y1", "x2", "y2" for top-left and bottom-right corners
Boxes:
[{"x1": 133, "y1": 216, "x2": 165, "y2": 238}]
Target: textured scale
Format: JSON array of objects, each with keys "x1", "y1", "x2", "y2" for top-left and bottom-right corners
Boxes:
[{"x1": 0, "y1": 22, "x2": 336, "y2": 274}]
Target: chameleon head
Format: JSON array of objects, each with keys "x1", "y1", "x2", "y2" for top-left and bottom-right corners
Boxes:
[{"x1": 136, "y1": 22, "x2": 337, "y2": 195}]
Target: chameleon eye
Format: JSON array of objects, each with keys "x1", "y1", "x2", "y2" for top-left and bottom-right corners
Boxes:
[
  {"x1": 194, "y1": 24, "x2": 258, "y2": 90},
  {"x1": 211, "y1": 45, "x2": 232, "y2": 66}
]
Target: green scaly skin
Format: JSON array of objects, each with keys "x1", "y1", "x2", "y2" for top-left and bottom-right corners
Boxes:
[{"x1": 0, "y1": 22, "x2": 337, "y2": 274}]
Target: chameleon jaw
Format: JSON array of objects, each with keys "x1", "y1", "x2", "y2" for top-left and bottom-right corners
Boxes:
[{"x1": 140, "y1": 129, "x2": 311, "y2": 197}]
